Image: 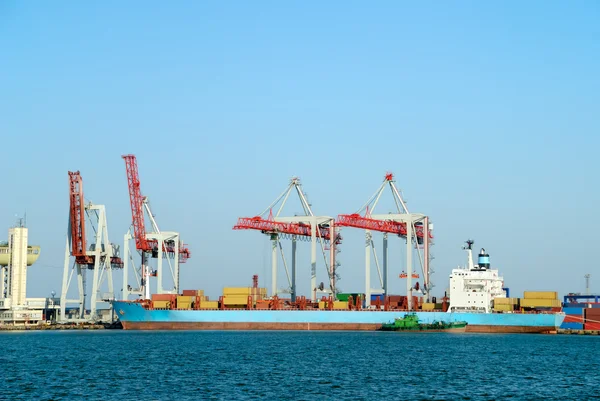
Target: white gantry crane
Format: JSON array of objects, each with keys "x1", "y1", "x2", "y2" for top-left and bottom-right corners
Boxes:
[
  {"x1": 61, "y1": 171, "x2": 123, "y2": 322},
  {"x1": 337, "y1": 173, "x2": 433, "y2": 309},
  {"x1": 234, "y1": 177, "x2": 342, "y2": 302}
]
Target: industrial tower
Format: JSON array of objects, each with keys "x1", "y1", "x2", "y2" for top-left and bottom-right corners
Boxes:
[
  {"x1": 0, "y1": 219, "x2": 41, "y2": 307},
  {"x1": 121, "y1": 154, "x2": 190, "y2": 300},
  {"x1": 337, "y1": 173, "x2": 433, "y2": 309},
  {"x1": 234, "y1": 177, "x2": 341, "y2": 302},
  {"x1": 61, "y1": 171, "x2": 123, "y2": 322}
]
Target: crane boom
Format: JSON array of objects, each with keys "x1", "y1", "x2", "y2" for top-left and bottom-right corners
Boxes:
[
  {"x1": 234, "y1": 216, "x2": 341, "y2": 243},
  {"x1": 68, "y1": 171, "x2": 92, "y2": 264},
  {"x1": 336, "y1": 213, "x2": 430, "y2": 238},
  {"x1": 122, "y1": 154, "x2": 152, "y2": 251}
]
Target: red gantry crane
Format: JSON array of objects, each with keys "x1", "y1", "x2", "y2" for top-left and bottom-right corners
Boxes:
[
  {"x1": 336, "y1": 173, "x2": 433, "y2": 309},
  {"x1": 61, "y1": 171, "x2": 123, "y2": 322},
  {"x1": 234, "y1": 177, "x2": 341, "y2": 302},
  {"x1": 121, "y1": 155, "x2": 190, "y2": 299}
]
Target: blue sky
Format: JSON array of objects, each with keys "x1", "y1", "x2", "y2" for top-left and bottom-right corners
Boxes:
[{"x1": 1, "y1": 2, "x2": 598, "y2": 301}]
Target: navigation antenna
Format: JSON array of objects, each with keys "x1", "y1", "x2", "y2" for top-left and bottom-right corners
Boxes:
[{"x1": 585, "y1": 274, "x2": 591, "y2": 295}]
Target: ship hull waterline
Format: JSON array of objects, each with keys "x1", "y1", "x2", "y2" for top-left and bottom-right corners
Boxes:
[
  {"x1": 114, "y1": 302, "x2": 563, "y2": 334},
  {"x1": 120, "y1": 321, "x2": 552, "y2": 333}
]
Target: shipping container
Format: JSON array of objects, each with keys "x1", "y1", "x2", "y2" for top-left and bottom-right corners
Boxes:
[
  {"x1": 560, "y1": 322, "x2": 584, "y2": 330},
  {"x1": 177, "y1": 295, "x2": 194, "y2": 303},
  {"x1": 223, "y1": 287, "x2": 267, "y2": 296},
  {"x1": 337, "y1": 293, "x2": 365, "y2": 302},
  {"x1": 584, "y1": 308, "x2": 600, "y2": 316},
  {"x1": 153, "y1": 300, "x2": 170, "y2": 309},
  {"x1": 223, "y1": 295, "x2": 250, "y2": 305},
  {"x1": 564, "y1": 303, "x2": 586, "y2": 308},
  {"x1": 494, "y1": 297, "x2": 518, "y2": 305},
  {"x1": 584, "y1": 322, "x2": 600, "y2": 330},
  {"x1": 177, "y1": 302, "x2": 192, "y2": 310},
  {"x1": 520, "y1": 299, "x2": 561, "y2": 308},
  {"x1": 371, "y1": 295, "x2": 385, "y2": 302},
  {"x1": 199, "y1": 301, "x2": 219, "y2": 309},
  {"x1": 421, "y1": 303, "x2": 435, "y2": 311},
  {"x1": 563, "y1": 307, "x2": 584, "y2": 315},
  {"x1": 493, "y1": 304, "x2": 513, "y2": 312},
  {"x1": 333, "y1": 301, "x2": 349, "y2": 310},
  {"x1": 182, "y1": 290, "x2": 204, "y2": 296},
  {"x1": 523, "y1": 291, "x2": 558, "y2": 300}
]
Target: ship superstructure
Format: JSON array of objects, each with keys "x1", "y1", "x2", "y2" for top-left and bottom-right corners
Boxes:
[{"x1": 448, "y1": 240, "x2": 506, "y2": 313}]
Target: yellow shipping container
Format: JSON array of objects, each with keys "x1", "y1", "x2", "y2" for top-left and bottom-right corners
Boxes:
[
  {"x1": 333, "y1": 301, "x2": 348, "y2": 310},
  {"x1": 177, "y1": 301, "x2": 192, "y2": 309},
  {"x1": 520, "y1": 298, "x2": 561, "y2": 308},
  {"x1": 223, "y1": 287, "x2": 252, "y2": 295},
  {"x1": 153, "y1": 300, "x2": 170, "y2": 309},
  {"x1": 318, "y1": 301, "x2": 326, "y2": 309},
  {"x1": 199, "y1": 301, "x2": 219, "y2": 309},
  {"x1": 523, "y1": 291, "x2": 558, "y2": 300},
  {"x1": 223, "y1": 295, "x2": 250, "y2": 305},
  {"x1": 421, "y1": 303, "x2": 435, "y2": 311},
  {"x1": 177, "y1": 295, "x2": 194, "y2": 303},
  {"x1": 494, "y1": 297, "x2": 518, "y2": 305},
  {"x1": 493, "y1": 304, "x2": 513, "y2": 311},
  {"x1": 223, "y1": 287, "x2": 268, "y2": 296}
]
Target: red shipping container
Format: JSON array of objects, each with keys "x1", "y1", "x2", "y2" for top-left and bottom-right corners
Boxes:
[
  {"x1": 585, "y1": 308, "x2": 600, "y2": 317},
  {"x1": 564, "y1": 315, "x2": 584, "y2": 323},
  {"x1": 584, "y1": 322, "x2": 600, "y2": 330}
]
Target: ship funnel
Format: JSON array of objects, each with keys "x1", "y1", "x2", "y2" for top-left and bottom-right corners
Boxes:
[{"x1": 478, "y1": 248, "x2": 490, "y2": 269}]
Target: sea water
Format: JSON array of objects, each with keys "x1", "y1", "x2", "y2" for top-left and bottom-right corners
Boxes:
[{"x1": 0, "y1": 331, "x2": 598, "y2": 400}]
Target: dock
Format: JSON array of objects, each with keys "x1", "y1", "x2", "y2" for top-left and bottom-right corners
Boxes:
[
  {"x1": 557, "y1": 329, "x2": 600, "y2": 336},
  {"x1": 0, "y1": 322, "x2": 122, "y2": 331}
]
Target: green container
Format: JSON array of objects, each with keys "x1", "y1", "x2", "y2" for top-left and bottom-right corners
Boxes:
[{"x1": 336, "y1": 293, "x2": 365, "y2": 302}]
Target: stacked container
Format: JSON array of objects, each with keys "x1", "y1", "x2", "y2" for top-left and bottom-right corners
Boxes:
[
  {"x1": 520, "y1": 291, "x2": 561, "y2": 308},
  {"x1": 223, "y1": 287, "x2": 267, "y2": 307},
  {"x1": 493, "y1": 297, "x2": 519, "y2": 312},
  {"x1": 176, "y1": 295, "x2": 194, "y2": 309},
  {"x1": 560, "y1": 306, "x2": 585, "y2": 330},
  {"x1": 151, "y1": 293, "x2": 175, "y2": 309}
]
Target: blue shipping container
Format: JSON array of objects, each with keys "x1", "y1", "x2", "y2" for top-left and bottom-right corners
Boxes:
[
  {"x1": 560, "y1": 322, "x2": 584, "y2": 330},
  {"x1": 564, "y1": 303, "x2": 586, "y2": 308},
  {"x1": 371, "y1": 295, "x2": 384, "y2": 302},
  {"x1": 563, "y1": 307, "x2": 584, "y2": 315}
]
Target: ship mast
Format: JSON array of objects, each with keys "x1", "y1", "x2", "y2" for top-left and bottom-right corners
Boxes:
[{"x1": 463, "y1": 240, "x2": 475, "y2": 270}]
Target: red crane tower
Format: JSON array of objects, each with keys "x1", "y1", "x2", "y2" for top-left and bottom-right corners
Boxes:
[
  {"x1": 61, "y1": 171, "x2": 123, "y2": 322},
  {"x1": 234, "y1": 177, "x2": 341, "y2": 302},
  {"x1": 336, "y1": 173, "x2": 433, "y2": 309},
  {"x1": 121, "y1": 155, "x2": 190, "y2": 299}
]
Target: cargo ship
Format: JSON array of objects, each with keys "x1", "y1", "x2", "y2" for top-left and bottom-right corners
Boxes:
[{"x1": 113, "y1": 241, "x2": 565, "y2": 333}]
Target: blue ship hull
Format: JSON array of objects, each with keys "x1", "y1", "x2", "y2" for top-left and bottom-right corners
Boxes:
[{"x1": 113, "y1": 301, "x2": 564, "y2": 333}]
